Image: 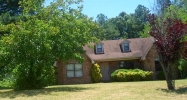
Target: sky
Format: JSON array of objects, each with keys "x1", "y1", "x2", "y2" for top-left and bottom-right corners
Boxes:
[{"x1": 44, "y1": 0, "x2": 155, "y2": 19}]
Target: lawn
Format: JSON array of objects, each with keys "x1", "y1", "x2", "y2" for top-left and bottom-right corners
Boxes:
[{"x1": 0, "y1": 80, "x2": 187, "y2": 100}]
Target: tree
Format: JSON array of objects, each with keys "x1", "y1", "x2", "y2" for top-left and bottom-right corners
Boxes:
[
  {"x1": 148, "y1": 14, "x2": 187, "y2": 90},
  {"x1": 0, "y1": 0, "x2": 21, "y2": 15},
  {"x1": 0, "y1": 0, "x2": 44, "y2": 16},
  {"x1": 96, "y1": 13, "x2": 108, "y2": 26},
  {"x1": 0, "y1": 0, "x2": 98, "y2": 90},
  {"x1": 109, "y1": 5, "x2": 150, "y2": 39},
  {"x1": 155, "y1": 0, "x2": 171, "y2": 14},
  {"x1": 134, "y1": 5, "x2": 150, "y2": 36},
  {"x1": 134, "y1": 5, "x2": 149, "y2": 23},
  {"x1": 140, "y1": 23, "x2": 150, "y2": 38},
  {"x1": 94, "y1": 14, "x2": 119, "y2": 40},
  {"x1": 110, "y1": 12, "x2": 129, "y2": 38}
]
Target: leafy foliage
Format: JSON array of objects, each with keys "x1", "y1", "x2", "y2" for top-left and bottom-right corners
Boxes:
[
  {"x1": 93, "y1": 5, "x2": 150, "y2": 40},
  {"x1": 178, "y1": 59, "x2": 187, "y2": 78},
  {"x1": 111, "y1": 69, "x2": 153, "y2": 82},
  {"x1": 0, "y1": 0, "x2": 98, "y2": 90},
  {"x1": 91, "y1": 63, "x2": 102, "y2": 83},
  {"x1": 140, "y1": 23, "x2": 151, "y2": 38},
  {"x1": 0, "y1": 0, "x2": 21, "y2": 15},
  {"x1": 148, "y1": 13, "x2": 187, "y2": 90},
  {"x1": 148, "y1": 14, "x2": 187, "y2": 63},
  {"x1": 94, "y1": 13, "x2": 120, "y2": 40}
]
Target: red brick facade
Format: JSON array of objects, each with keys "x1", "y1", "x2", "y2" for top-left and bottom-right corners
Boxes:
[
  {"x1": 57, "y1": 45, "x2": 158, "y2": 84},
  {"x1": 57, "y1": 55, "x2": 92, "y2": 84},
  {"x1": 142, "y1": 45, "x2": 158, "y2": 79}
]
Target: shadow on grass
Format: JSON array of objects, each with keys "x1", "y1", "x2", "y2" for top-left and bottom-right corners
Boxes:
[
  {"x1": 157, "y1": 86, "x2": 187, "y2": 94},
  {"x1": 0, "y1": 85, "x2": 94, "y2": 99}
]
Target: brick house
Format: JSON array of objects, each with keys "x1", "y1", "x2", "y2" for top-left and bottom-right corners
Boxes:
[{"x1": 56, "y1": 37, "x2": 161, "y2": 84}]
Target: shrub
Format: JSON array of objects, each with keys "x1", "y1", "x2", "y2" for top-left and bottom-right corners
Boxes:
[
  {"x1": 91, "y1": 63, "x2": 102, "y2": 83},
  {"x1": 111, "y1": 69, "x2": 153, "y2": 82},
  {"x1": 12, "y1": 64, "x2": 56, "y2": 90},
  {"x1": 178, "y1": 59, "x2": 187, "y2": 79},
  {"x1": 144, "y1": 71, "x2": 153, "y2": 81}
]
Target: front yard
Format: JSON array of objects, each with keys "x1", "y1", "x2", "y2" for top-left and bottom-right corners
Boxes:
[{"x1": 0, "y1": 80, "x2": 187, "y2": 100}]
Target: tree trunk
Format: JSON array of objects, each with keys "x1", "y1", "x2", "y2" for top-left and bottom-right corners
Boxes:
[
  {"x1": 160, "y1": 62, "x2": 175, "y2": 90},
  {"x1": 165, "y1": 71, "x2": 175, "y2": 90}
]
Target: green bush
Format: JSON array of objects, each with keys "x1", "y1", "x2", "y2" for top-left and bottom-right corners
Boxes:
[
  {"x1": 111, "y1": 69, "x2": 153, "y2": 82},
  {"x1": 178, "y1": 59, "x2": 187, "y2": 79},
  {"x1": 12, "y1": 64, "x2": 56, "y2": 90},
  {"x1": 91, "y1": 63, "x2": 102, "y2": 83}
]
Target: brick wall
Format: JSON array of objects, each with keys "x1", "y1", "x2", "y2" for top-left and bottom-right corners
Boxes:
[
  {"x1": 142, "y1": 45, "x2": 158, "y2": 79},
  {"x1": 57, "y1": 55, "x2": 92, "y2": 84},
  {"x1": 57, "y1": 45, "x2": 159, "y2": 84}
]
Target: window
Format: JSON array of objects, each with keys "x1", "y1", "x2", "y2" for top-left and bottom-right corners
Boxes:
[
  {"x1": 123, "y1": 43, "x2": 130, "y2": 52},
  {"x1": 119, "y1": 61, "x2": 125, "y2": 68},
  {"x1": 96, "y1": 44, "x2": 103, "y2": 54},
  {"x1": 66, "y1": 64, "x2": 83, "y2": 78},
  {"x1": 155, "y1": 61, "x2": 162, "y2": 71},
  {"x1": 119, "y1": 61, "x2": 134, "y2": 69}
]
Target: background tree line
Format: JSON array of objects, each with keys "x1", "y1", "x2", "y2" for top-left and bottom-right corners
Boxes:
[{"x1": 94, "y1": 4, "x2": 150, "y2": 40}]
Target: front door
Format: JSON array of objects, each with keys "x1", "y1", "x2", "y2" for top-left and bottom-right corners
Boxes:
[{"x1": 100, "y1": 62, "x2": 110, "y2": 81}]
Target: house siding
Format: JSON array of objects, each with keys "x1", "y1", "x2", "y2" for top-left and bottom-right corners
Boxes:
[{"x1": 57, "y1": 55, "x2": 92, "y2": 84}]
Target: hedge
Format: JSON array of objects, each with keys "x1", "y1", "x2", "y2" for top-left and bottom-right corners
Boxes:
[{"x1": 111, "y1": 69, "x2": 153, "y2": 82}]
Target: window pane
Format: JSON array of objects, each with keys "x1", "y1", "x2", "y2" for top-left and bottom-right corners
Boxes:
[
  {"x1": 124, "y1": 46, "x2": 129, "y2": 51},
  {"x1": 75, "y1": 70, "x2": 83, "y2": 77},
  {"x1": 67, "y1": 71, "x2": 74, "y2": 77},
  {"x1": 75, "y1": 64, "x2": 82, "y2": 70},
  {"x1": 97, "y1": 48, "x2": 103, "y2": 52},
  {"x1": 67, "y1": 64, "x2": 74, "y2": 70},
  {"x1": 97, "y1": 44, "x2": 102, "y2": 48},
  {"x1": 124, "y1": 43, "x2": 129, "y2": 46}
]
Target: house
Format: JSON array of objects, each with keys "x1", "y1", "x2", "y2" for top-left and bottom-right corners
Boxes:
[{"x1": 56, "y1": 37, "x2": 161, "y2": 84}]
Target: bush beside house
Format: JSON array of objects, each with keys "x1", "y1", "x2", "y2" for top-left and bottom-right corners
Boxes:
[
  {"x1": 111, "y1": 69, "x2": 153, "y2": 82},
  {"x1": 91, "y1": 63, "x2": 102, "y2": 83}
]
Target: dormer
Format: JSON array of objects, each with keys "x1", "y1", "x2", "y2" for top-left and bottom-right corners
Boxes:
[
  {"x1": 120, "y1": 40, "x2": 131, "y2": 52},
  {"x1": 95, "y1": 43, "x2": 104, "y2": 54}
]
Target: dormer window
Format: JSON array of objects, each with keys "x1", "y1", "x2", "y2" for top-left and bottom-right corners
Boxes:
[
  {"x1": 96, "y1": 44, "x2": 104, "y2": 54},
  {"x1": 124, "y1": 43, "x2": 130, "y2": 52},
  {"x1": 120, "y1": 40, "x2": 131, "y2": 52}
]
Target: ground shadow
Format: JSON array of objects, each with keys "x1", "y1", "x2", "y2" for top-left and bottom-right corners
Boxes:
[
  {"x1": 157, "y1": 86, "x2": 187, "y2": 94},
  {"x1": 0, "y1": 85, "x2": 94, "y2": 99}
]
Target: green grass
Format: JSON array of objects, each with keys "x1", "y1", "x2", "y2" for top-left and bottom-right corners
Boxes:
[{"x1": 0, "y1": 80, "x2": 187, "y2": 100}]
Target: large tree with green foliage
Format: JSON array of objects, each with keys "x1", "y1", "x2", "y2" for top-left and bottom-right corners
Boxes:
[
  {"x1": 0, "y1": 0, "x2": 98, "y2": 90},
  {"x1": 94, "y1": 13, "x2": 119, "y2": 40},
  {"x1": 0, "y1": 0, "x2": 21, "y2": 15}
]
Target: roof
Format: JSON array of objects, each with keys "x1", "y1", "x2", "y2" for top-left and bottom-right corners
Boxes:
[{"x1": 84, "y1": 37, "x2": 155, "y2": 62}]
